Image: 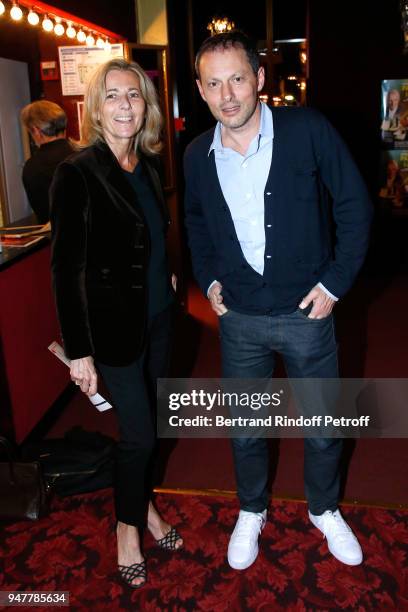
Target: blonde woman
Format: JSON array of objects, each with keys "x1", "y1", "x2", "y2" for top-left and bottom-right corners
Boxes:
[{"x1": 50, "y1": 58, "x2": 182, "y2": 589}]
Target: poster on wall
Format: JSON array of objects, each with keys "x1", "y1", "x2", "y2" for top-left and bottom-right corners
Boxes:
[
  {"x1": 381, "y1": 79, "x2": 408, "y2": 149},
  {"x1": 379, "y1": 150, "x2": 408, "y2": 209},
  {"x1": 58, "y1": 44, "x2": 124, "y2": 96}
]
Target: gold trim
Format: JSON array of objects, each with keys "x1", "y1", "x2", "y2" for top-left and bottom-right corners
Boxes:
[
  {"x1": 0, "y1": 123, "x2": 9, "y2": 227},
  {"x1": 154, "y1": 487, "x2": 408, "y2": 511}
]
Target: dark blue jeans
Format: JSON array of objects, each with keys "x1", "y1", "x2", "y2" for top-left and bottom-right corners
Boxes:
[
  {"x1": 96, "y1": 306, "x2": 173, "y2": 527},
  {"x1": 219, "y1": 307, "x2": 341, "y2": 516}
]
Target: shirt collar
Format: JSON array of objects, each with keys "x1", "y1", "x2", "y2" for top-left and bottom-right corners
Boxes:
[{"x1": 208, "y1": 102, "x2": 273, "y2": 156}]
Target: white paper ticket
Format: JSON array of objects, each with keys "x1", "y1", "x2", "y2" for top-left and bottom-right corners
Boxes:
[{"x1": 48, "y1": 341, "x2": 112, "y2": 412}]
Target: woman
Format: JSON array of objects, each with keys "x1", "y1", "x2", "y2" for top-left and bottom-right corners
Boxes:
[{"x1": 50, "y1": 58, "x2": 182, "y2": 589}]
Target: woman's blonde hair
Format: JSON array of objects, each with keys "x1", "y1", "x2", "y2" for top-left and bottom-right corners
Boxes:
[{"x1": 79, "y1": 58, "x2": 162, "y2": 154}]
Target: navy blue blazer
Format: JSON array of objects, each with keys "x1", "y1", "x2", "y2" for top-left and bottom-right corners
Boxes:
[{"x1": 184, "y1": 107, "x2": 373, "y2": 314}]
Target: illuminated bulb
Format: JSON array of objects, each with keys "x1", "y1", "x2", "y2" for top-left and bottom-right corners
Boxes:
[
  {"x1": 104, "y1": 39, "x2": 111, "y2": 51},
  {"x1": 42, "y1": 15, "x2": 53, "y2": 31},
  {"x1": 86, "y1": 33, "x2": 95, "y2": 46},
  {"x1": 77, "y1": 29, "x2": 86, "y2": 43},
  {"x1": 66, "y1": 23, "x2": 76, "y2": 38},
  {"x1": 54, "y1": 21, "x2": 64, "y2": 36},
  {"x1": 96, "y1": 37, "x2": 104, "y2": 48},
  {"x1": 0, "y1": 1, "x2": 5, "y2": 16},
  {"x1": 10, "y1": 3, "x2": 23, "y2": 20},
  {"x1": 27, "y1": 9, "x2": 39, "y2": 25}
]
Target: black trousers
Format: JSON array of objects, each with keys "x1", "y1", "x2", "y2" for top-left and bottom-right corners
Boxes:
[{"x1": 96, "y1": 306, "x2": 173, "y2": 528}]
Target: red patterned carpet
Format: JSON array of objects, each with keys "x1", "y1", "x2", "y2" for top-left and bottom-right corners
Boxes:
[{"x1": 1, "y1": 490, "x2": 407, "y2": 611}]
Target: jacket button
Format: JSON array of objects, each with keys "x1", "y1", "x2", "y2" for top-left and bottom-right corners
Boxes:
[{"x1": 262, "y1": 282, "x2": 267, "y2": 288}]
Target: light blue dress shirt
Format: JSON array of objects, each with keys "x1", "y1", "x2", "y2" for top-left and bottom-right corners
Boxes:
[
  {"x1": 208, "y1": 102, "x2": 337, "y2": 301},
  {"x1": 209, "y1": 102, "x2": 272, "y2": 276}
]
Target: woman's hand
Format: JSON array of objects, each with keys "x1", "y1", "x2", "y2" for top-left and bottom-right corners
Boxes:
[
  {"x1": 70, "y1": 356, "x2": 98, "y2": 397},
  {"x1": 171, "y1": 273, "x2": 177, "y2": 292}
]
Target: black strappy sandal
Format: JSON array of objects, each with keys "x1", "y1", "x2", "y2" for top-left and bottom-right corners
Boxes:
[
  {"x1": 155, "y1": 527, "x2": 183, "y2": 551},
  {"x1": 118, "y1": 559, "x2": 147, "y2": 589}
]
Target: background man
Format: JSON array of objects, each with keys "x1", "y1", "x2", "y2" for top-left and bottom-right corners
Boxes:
[
  {"x1": 184, "y1": 31, "x2": 372, "y2": 571},
  {"x1": 21, "y1": 100, "x2": 73, "y2": 223}
]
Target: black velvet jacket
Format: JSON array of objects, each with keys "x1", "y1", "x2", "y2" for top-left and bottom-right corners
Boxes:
[{"x1": 50, "y1": 141, "x2": 170, "y2": 366}]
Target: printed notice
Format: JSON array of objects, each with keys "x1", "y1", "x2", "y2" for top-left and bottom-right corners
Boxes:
[{"x1": 58, "y1": 44, "x2": 124, "y2": 96}]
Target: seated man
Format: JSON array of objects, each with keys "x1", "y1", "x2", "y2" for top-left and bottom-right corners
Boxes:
[{"x1": 21, "y1": 100, "x2": 73, "y2": 224}]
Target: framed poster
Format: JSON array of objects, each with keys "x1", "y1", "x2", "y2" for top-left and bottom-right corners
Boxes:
[
  {"x1": 58, "y1": 44, "x2": 124, "y2": 96},
  {"x1": 381, "y1": 79, "x2": 408, "y2": 149},
  {"x1": 379, "y1": 150, "x2": 408, "y2": 209}
]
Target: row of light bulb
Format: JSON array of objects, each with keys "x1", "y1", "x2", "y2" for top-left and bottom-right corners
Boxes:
[{"x1": 0, "y1": 2, "x2": 113, "y2": 49}]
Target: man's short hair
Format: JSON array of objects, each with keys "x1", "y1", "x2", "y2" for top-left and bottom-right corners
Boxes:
[
  {"x1": 21, "y1": 100, "x2": 67, "y2": 137},
  {"x1": 195, "y1": 30, "x2": 259, "y2": 80}
]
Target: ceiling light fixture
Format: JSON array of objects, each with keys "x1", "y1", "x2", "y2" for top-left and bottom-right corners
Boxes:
[
  {"x1": 27, "y1": 8, "x2": 39, "y2": 25},
  {"x1": 42, "y1": 14, "x2": 53, "y2": 31},
  {"x1": 5, "y1": 1, "x2": 120, "y2": 49},
  {"x1": 77, "y1": 28, "x2": 86, "y2": 43},
  {"x1": 54, "y1": 18, "x2": 64, "y2": 36},
  {"x1": 10, "y1": 2, "x2": 23, "y2": 20},
  {"x1": 86, "y1": 32, "x2": 95, "y2": 46},
  {"x1": 66, "y1": 22, "x2": 76, "y2": 38},
  {"x1": 207, "y1": 16, "x2": 235, "y2": 36}
]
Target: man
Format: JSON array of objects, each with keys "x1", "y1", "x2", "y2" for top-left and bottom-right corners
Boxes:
[
  {"x1": 184, "y1": 32, "x2": 372, "y2": 571},
  {"x1": 21, "y1": 100, "x2": 73, "y2": 223}
]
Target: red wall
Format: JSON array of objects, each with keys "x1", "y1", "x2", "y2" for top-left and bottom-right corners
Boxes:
[{"x1": 0, "y1": 245, "x2": 69, "y2": 443}]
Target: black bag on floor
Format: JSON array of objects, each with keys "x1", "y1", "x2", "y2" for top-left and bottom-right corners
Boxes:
[
  {"x1": 22, "y1": 427, "x2": 115, "y2": 497},
  {"x1": 0, "y1": 436, "x2": 49, "y2": 521}
]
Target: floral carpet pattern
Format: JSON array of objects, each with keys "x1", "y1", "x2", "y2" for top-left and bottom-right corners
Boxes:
[{"x1": 0, "y1": 490, "x2": 407, "y2": 611}]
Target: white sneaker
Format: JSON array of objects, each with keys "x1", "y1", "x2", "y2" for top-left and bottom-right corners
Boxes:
[
  {"x1": 309, "y1": 508, "x2": 363, "y2": 566},
  {"x1": 227, "y1": 509, "x2": 267, "y2": 570}
]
